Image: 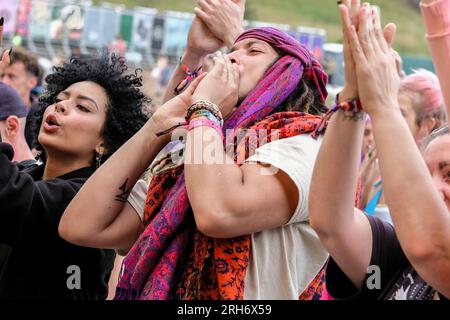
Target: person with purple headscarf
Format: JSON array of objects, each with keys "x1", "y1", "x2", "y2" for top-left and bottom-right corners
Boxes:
[{"x1": 60, "y1": 23, "x2": 330, "y2": 300}]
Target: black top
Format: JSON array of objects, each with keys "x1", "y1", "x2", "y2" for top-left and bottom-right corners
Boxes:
[
  {"x1": 0, "y1": 143, "x2": 115, "y2": 300},
  {"x1": 326, "y1": 215, "x2": 447, "y2": 300},
  {"x1": 0, "y1": 158, "x2": 39, "y2": 277}
]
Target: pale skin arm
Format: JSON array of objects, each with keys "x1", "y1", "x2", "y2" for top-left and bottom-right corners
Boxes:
[
  {"x1": 309, "y1": 113, "x2": 372, "y2": 289},
  {"x1": 58, "y1": 118, "x2": 166, "y2": 250},
  {"x1": 185, "y1": 130, "x2": 299, "y2": 238},
  {"x1": 58, "y1": 75, "x2": 207, "y2": 251},
  {"x1": 348, "y1": 3, "x2": 450, "y2": 297},
  {"x1": 184, "y1": 53, "x2": 298, "y2": 238},
  {"x1": 162, "y1": 44, "x2": 208, "y2": 103},
  {"x1": 309, "y1": 2, "x2": 373, "y2": 289}
]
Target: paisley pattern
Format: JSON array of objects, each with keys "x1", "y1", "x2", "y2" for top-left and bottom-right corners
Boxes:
[{"x1": 114, "y1": 27, "x2": 329, "y2": 300}]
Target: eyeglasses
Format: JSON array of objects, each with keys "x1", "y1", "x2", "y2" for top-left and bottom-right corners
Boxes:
[{"x1": 429, "y1": 124, "x2": 449, "y2": 139}]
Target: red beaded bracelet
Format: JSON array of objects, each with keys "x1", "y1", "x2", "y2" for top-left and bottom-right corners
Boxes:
[{"x1": 173, "y1": 57, "x2": 203, "y2": 95}]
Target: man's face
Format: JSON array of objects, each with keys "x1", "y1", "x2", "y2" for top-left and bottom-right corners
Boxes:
[
  {"x1": 1, "y1": 62, "x2": 37, "y2": 104},
  {"x1": 228, "y1": 38, "x2": 279, "y2": 100},
  {"x1": 424, "y1": 134, "x2": 450, "y2": 212}
]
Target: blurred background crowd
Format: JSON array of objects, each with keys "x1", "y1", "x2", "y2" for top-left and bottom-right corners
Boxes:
[{"x1": 0, "y1": 0, "x2": 435, "y2": 107}]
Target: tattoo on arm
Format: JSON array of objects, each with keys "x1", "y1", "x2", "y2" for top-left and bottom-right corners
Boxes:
[{"x1": 115, "y1": 178, "x2": 132, "y2": 203}]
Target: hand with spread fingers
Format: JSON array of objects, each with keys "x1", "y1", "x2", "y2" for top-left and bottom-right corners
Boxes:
[
  {"x1": 345, "y1": 4, "x2": 400, "y2": 116},
  {"x1": 195, "y1": 0, "x2": 245, "y2": 49},
  {"x1": 191, "y1": 52, "x2": 242, "y2": 118}
]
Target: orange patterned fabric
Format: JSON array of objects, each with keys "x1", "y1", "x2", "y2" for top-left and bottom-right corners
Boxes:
[{"x1": 177, "y1": 112, "x2": 323, "y2": 300}]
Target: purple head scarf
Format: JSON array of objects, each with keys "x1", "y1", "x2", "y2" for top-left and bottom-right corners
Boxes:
[
  {"x1": 224, "y1": 27, "x2": 328, "y2": 131},
  {"x1": 235, "y1": 27, "x2": 328, "y2": 103}
]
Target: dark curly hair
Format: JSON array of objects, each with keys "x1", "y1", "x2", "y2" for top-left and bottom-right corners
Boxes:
[{"x1": 33, "y1": 53, "x2": 149, "y2": 167}]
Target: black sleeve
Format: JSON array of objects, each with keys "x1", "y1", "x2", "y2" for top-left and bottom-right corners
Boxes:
[
  {"x1": 326, "y1": 215, "x2": 408, "y2": 299},
  {"x1": 0, "y1": 143, "x2": 84, "y2": 247}
]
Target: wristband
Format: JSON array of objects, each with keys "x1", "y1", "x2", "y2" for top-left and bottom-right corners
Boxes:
[
  {"x1": 189, "y1": 109, "x2": 222, "y2": 126},
  {"x1": 186, "y1": 100, "x2": 224, "y2": 125},
  {"x1": 174, "y1": 56, "x2": 203, "y2": 95},
  {"x1": 312, "y1": 94, "x2": 363, "y2": 139},
  {"x1": 188, "y1": 117, "x2": 224, "y2": 139}
]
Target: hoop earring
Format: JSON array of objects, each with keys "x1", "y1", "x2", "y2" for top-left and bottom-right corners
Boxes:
[{"x1": 96, "y1": 152, "x2": 103, "y2": 169}]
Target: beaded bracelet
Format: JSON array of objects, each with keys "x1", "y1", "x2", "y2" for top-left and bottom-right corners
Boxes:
[
  {"x1": 155, "y1": 101, "x2": 223, "y2": 138},
  {"x1": 188, "y1": 117, "x2": 224, "y2": 139},
  {"x1": 189, "y1": 109, "x2": 222, "y2": 126},
  {"x1": 186, "y1": 100, "x2": 224, "y2": 125},
  {"x1": 173, "y1": 57, "x2": 203, "y2": 95},
  {"x1": 312, "y1": 94, "x2": 363, "y2": 138}
]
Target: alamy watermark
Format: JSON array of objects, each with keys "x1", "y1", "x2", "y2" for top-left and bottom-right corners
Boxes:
[
  {"x1": 66, "y1": 265, "x2": 81, "y2": 290},
  {"x1": 169, "y1": 127, "x2": 283, "y2": 175},
  {"x1": 366, "y1": 265, "x2": 381, "y2": 290}
]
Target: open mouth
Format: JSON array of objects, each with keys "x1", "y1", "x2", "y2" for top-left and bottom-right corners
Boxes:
[
  {"x1": 45, "y1": 114, "x2": 60, "y2": 127},
  {"x1": 43, "y1": 114, "x2": 61, "y2": 133}
]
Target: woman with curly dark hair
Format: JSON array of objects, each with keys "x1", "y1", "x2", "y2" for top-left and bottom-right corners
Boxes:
[{"x1": 0, "y1": 32, "x2": 148, "y2": 299}]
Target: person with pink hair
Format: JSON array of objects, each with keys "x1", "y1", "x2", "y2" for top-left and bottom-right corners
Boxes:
[
  {"x1": 421, "y1": 0, "x2": 450, "y2": 115},
  {"x1": 360, "y1": 69, "x2": 445, "y2": 218},
  {"x1": 398, "y1": 69, "x2": 446, "y2": 143},
  {"x1": 309, "y1": 1, "x2": 450, "y2": 300}
]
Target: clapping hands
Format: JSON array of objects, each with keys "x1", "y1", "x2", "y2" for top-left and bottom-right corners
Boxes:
[
  {"x1": 339, "y1": 1, "x2": 400, "y2": 116},
  {"x1": 187, "y1": 0, "x2": 245, "y2": 60}
]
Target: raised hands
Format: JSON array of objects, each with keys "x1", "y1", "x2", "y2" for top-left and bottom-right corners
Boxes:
[
  {"x1": 152, "y1": 73, "x2": 207, "y2": 136},
  {"x1": 186, "y1": 0, "x2": 245, "y2": 60},
  {"x1": 338, "y1": 1, "x2": 400, "y2": 117},
  {"x1": 165, "y1": 1, "x2": 245, "y2": 103},
  {"x1": 344, "y1": 3, "x2": 400, "y2": 116},
  {"x1": 0, "y1": 17, "x2": 11, "y2": 73},
  {"x1": 186, "y1": 17, "x2": 224, "y2": 61},
  {"x1": 338, "y1": 0, "x2": 362, "y2": 101},
  {"x1": 195, "y1": 0, "x2": 246, "y2": 48}
]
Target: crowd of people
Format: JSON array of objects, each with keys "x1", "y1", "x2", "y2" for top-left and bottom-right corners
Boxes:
[{"x1": 0, "y1": 0, "x2": 449, "y2": 300}]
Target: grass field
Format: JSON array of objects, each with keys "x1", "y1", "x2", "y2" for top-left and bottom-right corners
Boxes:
[{"x1": 93, "y1": 0, "x2": 430, "y2": 57}]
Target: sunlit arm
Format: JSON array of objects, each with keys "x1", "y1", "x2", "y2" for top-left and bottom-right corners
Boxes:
[
  {"x1": 184, "y1": 126, "x2": 298, "y2": 239},
  {"x1": 309, "y1": 107, "x2": 372, "y2": 289},
  {"x1": 370, "y1": 106, "x2": 450, "y2": 298},
  {"x1": 58, "y1": 117, "x2": 169, "y2": 251}
]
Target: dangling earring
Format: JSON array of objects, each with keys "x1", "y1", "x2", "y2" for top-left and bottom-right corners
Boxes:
[{"x1": 96, "y1": 152, "x2": 103, "y2": 169}]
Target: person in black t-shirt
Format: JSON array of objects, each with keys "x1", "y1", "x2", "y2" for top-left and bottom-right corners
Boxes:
[
  {"x1": 0, "y1": 27, "x2": 149, "y2": 299},
  {"x1": 0, "y1": 80, "x2": 39, "y2": 275},
  {"x1": 0, "y1": 47, "x2": 43, "y2": 148},
  {"x1": 308, "y1": 1, "x2": 449, "y2": 300}
]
